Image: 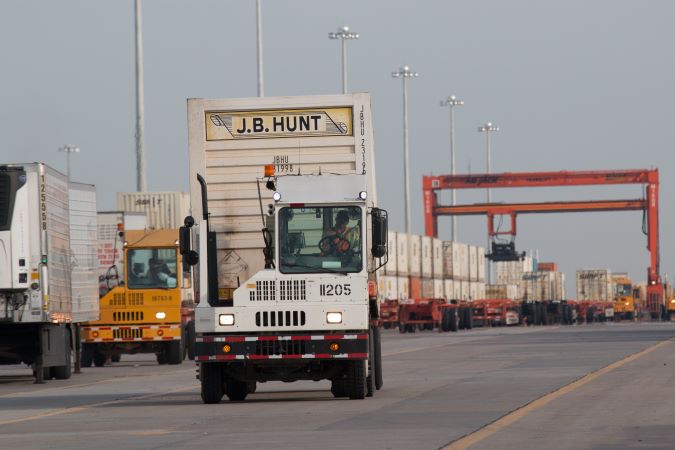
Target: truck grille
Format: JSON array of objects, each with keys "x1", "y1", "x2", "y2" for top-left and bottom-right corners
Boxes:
[
  {"x1": 280, "y1": 280, "x2": 306, "y2": 301},
  {"x1": 255, "y1": 339, "x2": 307, "y2": 356},
  {"x1": 255, "y1": 310, "x2": 306, "y2": 327},
  {"x1": 110, "y1": 293, "x2": 126, "y2": 306},
  {"x1": 113, "y1": 311, "x2": 144, "y2": 322},
  {"x1": 113, "y1": 328, "x2": 142, "y2": 339},
  {"x1": 250, "y1": 281, "x2": 276, "y2": 302},
  {"x1": 128, "y1": 293, "x2": 144, "y2": 305}
]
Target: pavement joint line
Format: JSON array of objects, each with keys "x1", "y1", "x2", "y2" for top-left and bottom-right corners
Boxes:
[
  {"x1": 440, "y1": 337, "x2": 674, "y2": 450},
  {"x1": 0, "y1": 384, "x2": 199, "y2": 427}
]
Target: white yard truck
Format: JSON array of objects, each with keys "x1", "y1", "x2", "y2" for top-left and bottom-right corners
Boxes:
[
  {"x1": 0, "y1": 163, "x2": 98, "y2": 382},
  {"x1": 181, "y1": 94, "x2": 388, "y2": 403}
]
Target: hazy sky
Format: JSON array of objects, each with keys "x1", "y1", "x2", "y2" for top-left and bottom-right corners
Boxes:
[{"x1": 1, "y1": 1, "x2": 674, "y2": 291}]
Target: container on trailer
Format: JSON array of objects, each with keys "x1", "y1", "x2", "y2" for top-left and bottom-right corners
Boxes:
[
  {"x1": 433, "y1": 278, "x2": 445, "y2": 299},
  {"x1": 460, "y1": 280, "x2": 470, "y2": 300},
  {"x1": 409, "y1": 276, "x2": 422, "y2": 299},
  {"x1": 477, "y1": 282, "x2": 486, "y2": 300},
  {"x1": 421, "y1": 278, "x2": 434, "y2": 298},
  {"x1": 453, "y1": 280, "x2": 462, "y2": 300},
  {"x1": 397, "y1": 276, "x2": 410, "y2": 300},
  {"x1": 421, "y1": 236, "x2": 433, "y2": 278},
  {"x1": 409, "y1": 234, "x2": 422, "y2": 277},
  {"x1": 552, "y1": 272, "x2": 565, "y2": 300},
  {"x1": 468, "y1": 245, "x2": 479, "y2": 282},
  {"x1": 576, "y1": 269, "x2": 612, "y2": 301},
  {"x1": 477, "y1": 246, "x2": 486, "y2": 282},
  {"x1": 432, "y1": 238, "x2": 443, "y2": 279},
  {"x1": 469, "y1": 281, "x2": 479, "y2": 300},
  {"x1": 442, "y1": 241, "x2": 460, "y2": 279},
  {"x1": 444, "y1": 279, "x2": 454, "y2": 300},
  {"x1": 485, "y1": 284, "x2": 520, "y2": 300},
  {"x1": 537, "y1": 262, "x2": 558, "y2": 272},
  {"x1": 384, "y1": 230, "x2": 398, "y2": 275},
  {"x1": 397, "y1": 233, "x2": 409, "y2": 276},
  {"x1": 116, "y1": 191, "x2": 190, "y2": 230},
  {"x1": 456, "y1": 243, "x2": 469, "y2": 281},
  {"x1": 378, "y1": 275, "x2": 397, "y2": 301}
]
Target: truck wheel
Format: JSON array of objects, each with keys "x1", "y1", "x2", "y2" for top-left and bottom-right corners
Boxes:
[
  {"x1": 465, "y1": 308, "x2": 473, "y2": 330},
  {"x1": 81, "y1": 344, "x2": 94, "y2": 367},
  {"x1": 186, "y1": 321, "x2": 196, "y2": 360},
  {"x1": 347, "y1": 360, "x2": 366, "y2": 400},
  {"x1": 382, "y1": 322, "x2": 391, "y2": 330},
  {"x1": 450, "y1": 309, "x2": 459, "y2": 332},
  {"x1": 53, "y1": 337, "x2": 72, "y2": 380},
  {"x1": 166, "y1": 340, "x2": 183, "y2": 365},
  {"x1": 405, "y1": 324, "x2": 416, "y2": 333},
  {"x1": 93, "y1": 351, "x2": 106, "y2": 367},
  {"x1": 331, "y1": 377, "x2": 348, "y2": 397},
  {"x1": 373, "y1": 327, "x2": 383, "y2": 390},
  {"x1": 366, "y1": 328, "x2": 375, "y2": 397},
  {"x1": 225, "y1": 380, "x2": 249, "y2": 401},
  {"x1": 398, "y1": 322, "x2": 406, "y2": 334},
  {"x1": 156, "y1": 352, "x2": 168, "y2": 365},
  {"x1": 111, "y1": 354, "x2": 121, "y2": 363},
  {"x1": 247, "y1": 382, "x2": 257, "y2": 394},
  {"x1": 200, "y1": 363, "x2": 224, "y2": 404},
  {"x1": 441, "y1": 309, "x2": 452, "y2": 332}
]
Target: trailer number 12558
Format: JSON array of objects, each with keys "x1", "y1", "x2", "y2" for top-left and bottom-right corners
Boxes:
[{"x1": 319, "y1": 284, "x2": 351, "y2": 296}]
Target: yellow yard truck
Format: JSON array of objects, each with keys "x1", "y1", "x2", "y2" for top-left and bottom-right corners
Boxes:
[
  {"x1": 81, "y1": 229, "x2": 196, "y2": 366},
  {"x1": 612, "y1": 274, "x2": 639, "y2": 320}
]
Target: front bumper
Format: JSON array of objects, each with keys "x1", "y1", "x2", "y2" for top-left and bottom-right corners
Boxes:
[
  {"x1": 81, "y1": 324, "x2": 181, "y2": 342},
  {"x1": 195, "y1": 332, "x2": 368, "y2": 362}
]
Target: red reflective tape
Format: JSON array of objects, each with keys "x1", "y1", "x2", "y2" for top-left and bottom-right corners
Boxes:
[
  {"x1": 258, "y1": 336, "x2": 277, "y2": 341},
  {"x1": 356, "y1": 334, "x2": 368, "y2": 340},
  {"x1": 290, "y1": 335, "x2": 312, "y2": 341},
  {"x1": 347, "y1": 353, "x2": 368, "y2": 358},
  {"x1": 248, "y1": 355, "x2": 269, "y2": 360},
  {"x1": 323, "y1": 335, "x2": 344, "y2": 341},
  {"x1": 102, "y1": 339, "x2": 114, "y2": 342},
  {"x1": 200, "y1": 337, "x2": 214, "y2": 343},
  {"x1": 225, "y1": 336, "x2": 246, "y2": 342},
  {"x1": 290, "y1": 203, "x2": 305, "y2": 207},
  {"x1": 162, "y1": 337, "x2": 174, "y2": 340},
  {"x1": 280, "y1": 354, "x2": 303, "y2": 359},
  {"x1": 99, "y1": 327, "x2": 112, "y2": 330},
  {"x1": 314, "y1": 353, "x2": 332, "y2": 359}
]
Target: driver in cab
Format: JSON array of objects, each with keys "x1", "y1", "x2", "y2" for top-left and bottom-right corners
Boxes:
[{"x1": 319, "y1": 210, "x2": 358, "y2": 255}]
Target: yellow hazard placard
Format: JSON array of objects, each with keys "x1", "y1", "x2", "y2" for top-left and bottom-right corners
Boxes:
[{"x1": 205, "y1": 107, "x2": 353, "y2": 141}]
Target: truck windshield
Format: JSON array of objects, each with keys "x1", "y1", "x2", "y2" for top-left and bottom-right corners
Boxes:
[
  {"x1": 616, "y1": 283, "x2": 632, "y2": 297},
  {"x1": 279, "y1": 206, "x2": 362, "y2": 274},
  {"x1": 127, "y1": 248, "x2": 178, "y2": 289}
]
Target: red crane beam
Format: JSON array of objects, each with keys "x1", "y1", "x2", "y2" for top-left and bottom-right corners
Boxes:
[{"x1": 434, "y1": 199, "x2": 646, "y2": 216}]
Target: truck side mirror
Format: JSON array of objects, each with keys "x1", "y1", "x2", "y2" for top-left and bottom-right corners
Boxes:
[
  {"x1": 179, "y1": 221, "x2": 199, "y2": 267},
  {"x1": 371, "y1": 208, "x2": 388, "y2": 258}
]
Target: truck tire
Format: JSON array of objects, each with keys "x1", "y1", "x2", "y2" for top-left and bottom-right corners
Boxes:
[
  {"x1": 465, "y1": 308, "x2": 473, "y2": 330},
  {"x1": 111, "y1": 354, "x2": 121, "y2": 363},
  {"x1": 366, "y1": 328, "x2": 375, "y2": 397},
  {"x1": 441, "y1": 309, "x2": 452, "y2": 332},
  {"x1": 247, "y1": 382, "x2": 257, "y2": 394},
  {"x1": 53, "y1": 334, "x2": 72, "y2": 380},
  {"x1": 347, "y1": 360, "x2": 366, "y2": 400},
  {"x1": 373, "y1": 327, "x2": 383, "y2": 390},
  {"x1": 200, "y1": 363, "x2": 224, "y2": 404},
  {"x1": 186, "y1": 321, "x2": 196, "y2": 360},
  {"x1": 93, "y1": 351, "x2": 106, "y2": 367},
  {"x1": 458, "y1": 307, "x2": 466, "y2": 330},
  {"x1": 156, "y1": 352, "x2": 167, "y2": 365},
  {"x1": 166, "y1": 340, "x2": 183, "y2": 365},
  {"x1": 81, "y1": 344, "x2": 94, "y2": 367},
  {"x1": 331, "y1": 377, "x2": 348, "y2": 398},
  {"x1": 398, "y1": 322, "x2": 406, "y2": 334},
  {"x1": 449, "y1": 309, "x2": 459, "y2": 332},
  {"x1": 225, "y1": 380, "x2": 249, "y2": 401}
]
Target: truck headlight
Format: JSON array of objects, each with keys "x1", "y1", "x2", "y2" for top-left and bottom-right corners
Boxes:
[
  {"x1": 219, "y1": 314, "x2": 235, "y2": 326},
  {"x1": 326, "y1": 312, "x2": 342, "y2": 324},
  {"x1": 155, "y1": 311, "x2": 166, "y2": 319}
]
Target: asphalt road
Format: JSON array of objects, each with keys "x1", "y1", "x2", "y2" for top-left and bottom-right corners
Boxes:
[{"x1": 1, "y1": 322, "x2": 674, "y2": 449}]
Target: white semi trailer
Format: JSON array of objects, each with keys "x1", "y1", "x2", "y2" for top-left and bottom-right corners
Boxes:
[
  {"x1": 0, "y1": 163, "x2": 98, "y2": 382},
  {"x1": 181, "y1": 94, "x2": 388, "y2": 403}
]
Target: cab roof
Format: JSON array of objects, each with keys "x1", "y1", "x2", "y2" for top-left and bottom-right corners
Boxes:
[{"x1": 125, "y1": 229, "x2": 178, "y2": 248}]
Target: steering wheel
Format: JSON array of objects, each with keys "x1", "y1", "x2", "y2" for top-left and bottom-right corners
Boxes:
[{"x1": 319, "y1": 235, "x2": 351, "y2": 254}]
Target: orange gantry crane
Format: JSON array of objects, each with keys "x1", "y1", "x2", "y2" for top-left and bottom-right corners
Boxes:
[{"x1": 422, "y1": 169, "x2": 663, "y2": 318}]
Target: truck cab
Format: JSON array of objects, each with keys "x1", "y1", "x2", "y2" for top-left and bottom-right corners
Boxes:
[
  {"x1": 81, "y1": 229, "x2": 196, "y2": 366},
  {"x1": 613, "y1": 276, "x2": 637, "y2": 320}
]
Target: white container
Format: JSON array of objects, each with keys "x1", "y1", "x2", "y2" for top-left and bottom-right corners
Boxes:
[
  {"x1": 576, "y1": 269, "x2": 612, "y2": 301},
  {"x1": 434, "y1": 278, "x2": 445, "y2": 299},
  {"x1": 469, "y1": 281, "x2": 479, "y2": 300},
  {"x1": 397, "y1": 276, "x2": 410, "y2": 300},
  {"x1": 421, "y1": 278, "x2": 434, "y2": 298},
  {"x1": 97, "y1": 211, "x2": 147, "y2": 291},
  {"x1": 442, "y1": 241, "x2": 459, "y2": 279},
  {"x1": 421, "y1": 236, "x2": 433, "y2": 278},
  {"x1": 468, "y1": 245, "x2": 479, "y2": 282},
  {"x1": 432, "y1": 238, "x2": 444, "y2": 279},
  {"x1": 477, "y1": 282, "x2": 485, "y2": 300},
  {"x1": 378, "y1": 275, "x2": 397, "y2": 301},
  {"x1": 453, "y1": 280, "x2": 462, "y2": 299},
  {"x1": 485, "y1": 284, "x2": 520, "y2": 299},
  {"x1": 397, "y1": 233, "x2": 409, "y2": 276},
  {"x1": 409, "y1": 234, "x2": 422, "y2": 277},
  {"x1": 457, "y1": 243, "x2": 469, "y2": 281},
  {"x1": 117, "y1": 191, "x2": 190, "y2": 230},
  {"x1": 460, "y1": 280, "x2": 470, "y2": 300},
  {"x1": 444, "y1": 279, "x2": 455, "y2": 300},
  {"x1": 477, "y1": 247, "x2": 486, "y2": 282},
  {"x1": 384, "y1": 231, "x2": 398, "y2": 276}
]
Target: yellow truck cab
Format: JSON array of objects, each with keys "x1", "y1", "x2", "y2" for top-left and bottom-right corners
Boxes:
[
  {"x1": 612, "y1": 275, "x2": 637, "y2": 320},
  {"x1": 81, "y1": 229, "x2": 196, "y2": 366}
]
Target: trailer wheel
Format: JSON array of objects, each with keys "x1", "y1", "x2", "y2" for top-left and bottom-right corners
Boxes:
[
  {"x1": 373, "y1": 327, "x2": 383, "y2": 390},
  {"x1": 81, "y1": 344, "x2": 94, "y2": 367},
  {"x1": 331, "y1": 377, "x2": 348, "y2": 397},
  {"x1": 200, "y1": 363, "x2": 224, "y2": 404},
  {"x1": 382, "y1": 322, "x2": 391, "y2": 330},
  {"x1": 93, "y1": 351, "x2": 106, "y2": 367},
  {"x1": 247, "y1": 382, "x2": 257, "y2": 394},
  {"x1": 366, "y1": 329, "x2": 375, "y2": 397},
  {"x1": 398, "y1": 322, "x2": 406, "y2": 334},
  {"x1": 458, "y1": 307, "x2": 466, "y2": 330},
  {"x1": 225, "y1": 380, "x2": 249, "y2": 401},
  {"x1": 53, "y1": 334, "x2": 72, "y2": 380},
  {"x1": 405, "y1": 324, "x2": 416, "y2": 333},
  {"x1": 165, "y1": 340, "x2": 183, "y2": 365},
  {"x1": 449, "y1": 309, "x2": 459, "y2": 332},
  {"x1": 347, "y1": 360, "x2": 366, "y2": 400},
  {"x1": 441, "y1": 309, "x2": 452, "y2": 332},
  {"x1": 186, "y1": 321, "x2": 196, "y2": 360},
  {"x1": 465, "y1": 308, "x2": 473, "y2": 330}
]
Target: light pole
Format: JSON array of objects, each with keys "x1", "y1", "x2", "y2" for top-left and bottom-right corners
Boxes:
[
  {"x1": 329, "y1": 26, "x2": 359, "y2": 94},
  {"x1": 134, "y1": 0, "x2": 147, "y2": 192},
  {"x1": 478, "y1": 122, "x2": 499, "y2": 283},
  {"x1": 440, "y1": 95, "x2": 464, "y2": 242},
  {"x1": 256, "y1": 0, "x2": 264, "y2": 97},
  {"x1": 392, "y1": 66, "x2": 419, "y2": 279},
  {"x1": 58, "y1": 145, "x2": 80, "y2": 181}
]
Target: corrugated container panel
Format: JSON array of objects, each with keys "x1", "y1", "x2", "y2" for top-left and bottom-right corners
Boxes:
[
  {"x1": 421, "y1": 278, "x2": 434, "y2": 298},
  {"x1": 410, "y1": 276, "x2": 422, "y2": 299},
  {"x1": 397, "y1": 276, "x2": 409, "y2": 300},
  {"x1": 457, "y1": 243, "x2": 469, "y2": 281},
  {"x1": 97, "y1": 212, "x2": 148, "y2": 290},
  {"x1": 378, "y1": 275, "x2": 397, "y2": 301},
  {"x1": 442, "y1": 241, "x2": 457, "y2": 279},
  {"x1": 485, "y1": 284, "x2": 520, "y2": 299},
  {"x1": 384, "y1": 231, "x2": 398, "y2": 275},
  {"x1": 477, "y1": 246, "x2": 486, "y2": 282},
  {"x1": 432, "y1": 238, "x2": 444, "y2": 279},
  {"x1": 117, "y1": 191, "x2": 190, "y2": 230},
  {"x1": 460, "y1": 280, "x2": 470, "y2": 300},
  {"x1": 433, "y1": 278, "x2": 445, "y2": 299},
  {"x1": 397, "y1": 233, "x2": 409, "y2": 276},
  {"x1": 409, "y1": 235, "x2": 422, "y2": 277},
  {"x1": 538, "y1": 262, "x2": 558, "y2": 272},
  {"x1": 452, "y1": 280, "x2": 462, "y2": 299},
  {"x1": 444, "y1": 279, "x2": 455, "y2": 300},
  {"x1": 421, "y1": 236, "x2": 433, "y2": 278},
  {"x1": 468, "y1": 245, "x2": 478, "y2": 282},
  {"x1": 576, "y1": 269, "x2": 612, "y2": 301},
  {"x1": 477, "y1": 282, "x2": 485, "y2": 300},
  {"x1": 377, "y1": 272, "x2": 386, "y2": 302},
  {"x1": 468, "y1": 281, "x2": 479, "y2": 300},
  {"x1": 69, "y1": 182, "x2": 100, "y2": 322}
]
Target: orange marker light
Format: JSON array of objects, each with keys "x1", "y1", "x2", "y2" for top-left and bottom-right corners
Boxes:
[
  {"x1": 329, "y1": 342, "x2": 340, "y2": 352},
  {"x1": 157, "y1": 329, "x2": 164, "y2": 336},
  {"x1": 264, "y1": 164, "x2": 275, "y2": 177},
  {"x1": 222, "y1": 344, "x2": 232, "y2": 353}
]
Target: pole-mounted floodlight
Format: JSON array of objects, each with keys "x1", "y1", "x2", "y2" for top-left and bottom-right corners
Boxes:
[
  {"x1": 329, "y1": 26, "x2": 359, "y2": 94},
  {"x1": 58, "y1": 145, "x2": 80, "y2": 181},
  {"x1": 440, "y1": 95, "x2": 464, "y2": 241}
]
